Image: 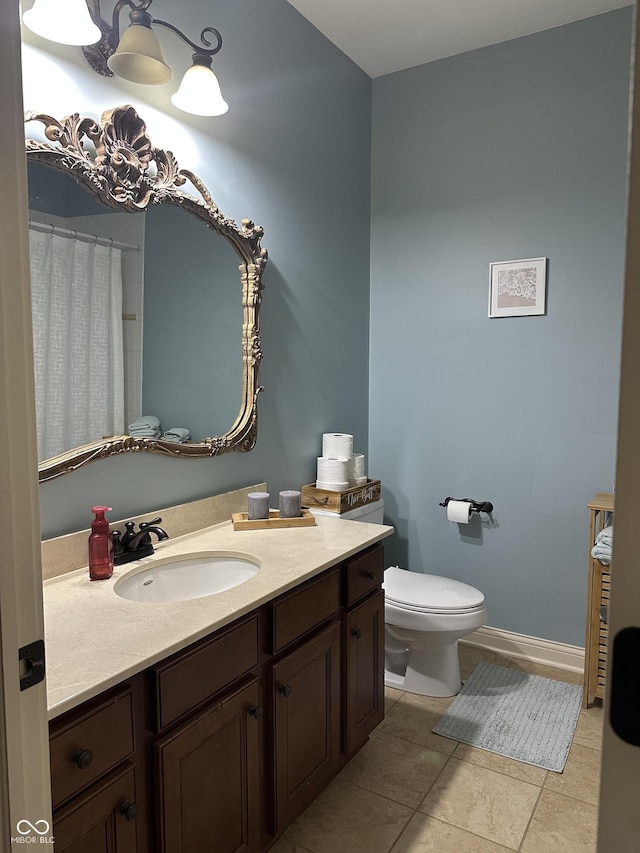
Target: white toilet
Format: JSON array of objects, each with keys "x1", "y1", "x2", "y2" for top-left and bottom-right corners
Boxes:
[
  {"x1": 310, "y1": 498, "x2": 487, "y2": 698},
  {"x1": 383, "y1": 566, "x2": 486, "y2": 697}
]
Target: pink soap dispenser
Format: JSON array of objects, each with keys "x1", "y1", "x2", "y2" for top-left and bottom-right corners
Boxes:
[{"x1": 89, "y1": 506, "x2": 114, "y2": 580}]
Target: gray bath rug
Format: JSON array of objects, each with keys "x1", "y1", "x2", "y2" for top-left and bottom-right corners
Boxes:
[{"x1": 432, "y1": 661, "x2": 582, "y2": 772}]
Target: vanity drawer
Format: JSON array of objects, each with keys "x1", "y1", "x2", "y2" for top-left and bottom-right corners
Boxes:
[
  {"x1": 53, "y1": 762, "x2": 137, "y2": 852},
  {"x1": 50, "y1": 686, "x2": 134, "y2": 809},
  {"x1": 270, "y1": 568, "x2": 341, "y2": 654},
  {"x1": 345, "y1": 543, "x2": 384, "y2": 607},
  {"x1": 152, "y1": 613, "x2": 260, "y2": 731}
]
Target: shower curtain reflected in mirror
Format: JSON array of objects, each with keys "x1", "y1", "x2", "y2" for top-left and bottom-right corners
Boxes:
[{"x1": 29, "y1": 228, "x2": 124, "y2": 462}]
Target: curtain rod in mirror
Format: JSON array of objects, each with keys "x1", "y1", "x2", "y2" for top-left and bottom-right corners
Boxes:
[{"x1": 23, "y1": 0, "x2": 229, "y2": 117}]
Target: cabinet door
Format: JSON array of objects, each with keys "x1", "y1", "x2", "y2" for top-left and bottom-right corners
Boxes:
[
  {"x1": 156, "y1": 677, "x2": 261, "y2": 853},
  {"x1": 345, "y1": 590, "x2": 385, "y2": 755},
  {"x1": 271, "y1": 621, "x2": 341, "y2": 832},
  {"x1": 53, "y1": 762, "x2": 137, "y2": 853}
]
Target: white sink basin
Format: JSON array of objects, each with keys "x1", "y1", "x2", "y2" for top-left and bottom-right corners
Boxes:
[{"x1": 114, "y1": 552, "x2": 260, "y2": 603}]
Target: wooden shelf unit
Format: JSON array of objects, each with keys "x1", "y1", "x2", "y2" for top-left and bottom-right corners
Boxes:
[{"x1": 583, "y1": 492, "x2": 614, "y2": 708}]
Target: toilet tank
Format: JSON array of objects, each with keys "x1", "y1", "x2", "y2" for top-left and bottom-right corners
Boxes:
[{"x1": 310, "y1": 499, "x2": 384, "y2": 524}]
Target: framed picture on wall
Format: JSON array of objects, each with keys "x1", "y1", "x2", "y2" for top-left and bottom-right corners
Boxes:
[{"x1": 488, "y1": 257, "x2": 547, "y2": 318}]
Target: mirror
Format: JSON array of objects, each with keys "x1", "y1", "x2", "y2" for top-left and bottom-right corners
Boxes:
[{"x1": 24, "y1": 105, "x2": 267, "y2": 482}]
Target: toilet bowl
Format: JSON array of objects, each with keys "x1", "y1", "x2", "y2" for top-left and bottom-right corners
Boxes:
[
  {"x1": 308, "y1": 499, "x2": 487, "y2": 698},
  {"x1": 383, "y1": 566, "x2": 486, "y2": 697}
]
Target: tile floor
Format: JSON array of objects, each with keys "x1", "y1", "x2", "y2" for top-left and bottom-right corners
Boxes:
[{"x1": 271, "y1": 646, "x2": 602, "y2": 853}]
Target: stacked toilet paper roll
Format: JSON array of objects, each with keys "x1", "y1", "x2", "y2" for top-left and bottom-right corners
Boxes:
[
  {"x1": 316, "y1": 456, "x2": 349, "y2": 490},
  {"x1": 348, "y1": 453, "x2": 367, "y2": 487},
  {"x1": 315, "y1": 433, "x2": 368, "y2": 490},
  {"x1": 322, "y1": 433, "x2": 353, "y2": 459}
]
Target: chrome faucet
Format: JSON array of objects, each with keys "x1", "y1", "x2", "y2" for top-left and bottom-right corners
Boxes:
[{"x1": 113, "y1": 516, "x2": 169, "y2": 565}]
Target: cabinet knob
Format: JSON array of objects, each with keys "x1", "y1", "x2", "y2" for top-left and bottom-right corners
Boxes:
[
  {"x1": 278, "y1": 684, "x2": 292, "y2": 698},
  {"x1": 120, "y1": 801, "x2": 137, "y2": 822},
  {"x1": 72, "y1": 748, "x2": 94, "y2": 770},
  {"x1": 249, "y1": 704, "x2": 264, "y2": 719},
  {"x1": 364, "y1": 570, "x2": 375, "y2": 580},
  {"x1": 351, "y1": 628, "x2": 362, "y2": 640}
]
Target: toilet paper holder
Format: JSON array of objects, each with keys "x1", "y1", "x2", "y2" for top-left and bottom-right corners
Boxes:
[{"x1": 439, "y1": 497, "x2": 494, "y2": 514}]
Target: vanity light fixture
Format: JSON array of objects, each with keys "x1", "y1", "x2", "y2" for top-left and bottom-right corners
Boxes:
[{"x1": 22, "y1": 0, "x2": 229, "y2": 117}]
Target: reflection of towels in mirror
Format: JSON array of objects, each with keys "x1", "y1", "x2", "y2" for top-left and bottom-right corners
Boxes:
[
  {"x1": 163, "y1": 428, "x2": 190, "y2": 444},
  {"x1": 129, "y1": 416, "x2": 160, "y2": 431},
  {"x1": 129, "y1": 416, "x2": 161, "y2": 438}
]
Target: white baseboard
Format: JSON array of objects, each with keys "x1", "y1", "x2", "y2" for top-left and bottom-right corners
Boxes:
[{"x1": 461, "y1": 626, "x2": 585, "y2": 674}]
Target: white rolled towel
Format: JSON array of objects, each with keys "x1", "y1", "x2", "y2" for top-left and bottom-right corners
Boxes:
[
  {"x1": 591, "y1": 543, "x2": 612, "y2": 565},
  {"x1": 596, "y1": 525, "x2": 613, "y2": 547},
  {"x1": 162, "y1": 427, "x2": 190, "y2": 443},
  {"x1": 128, "y1": 415, "x2": 160, "y2": 432}
]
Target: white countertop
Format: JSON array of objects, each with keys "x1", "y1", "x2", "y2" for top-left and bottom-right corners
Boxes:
[{"x1": 43, "y1": 515, "x2": 393, "y2": 720}]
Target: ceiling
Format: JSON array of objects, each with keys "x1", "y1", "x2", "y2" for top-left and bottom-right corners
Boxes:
[{"x1": 286, "y1": 0, "x2": 631, "y2": 78}]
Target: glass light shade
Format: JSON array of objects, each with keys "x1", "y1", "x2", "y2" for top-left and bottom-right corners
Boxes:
[
  {"x1": 23, "y1": 0, "x2": 101, "y2": 46},
  {"x1": 107, "y1": 23, "x2": 172, "y2": 84},
  {"x1": 171, "y1": 62, "x2": 229, "y2": 117}
]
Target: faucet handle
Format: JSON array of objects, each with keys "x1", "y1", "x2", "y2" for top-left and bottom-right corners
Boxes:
[
  {"x1": 120, "y1": 521, "x2": 137, "y2": 546},
  {"x1": 112, "y1": 530, "x2": 124, "y2": 556},
  {"x1": 139, "y1": 516, "x2": 162, "y2": 530}
]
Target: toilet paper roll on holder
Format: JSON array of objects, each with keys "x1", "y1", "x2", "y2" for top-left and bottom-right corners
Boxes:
[{"x1": 439, "y1": 497, "x2": 494, "y2": 514}]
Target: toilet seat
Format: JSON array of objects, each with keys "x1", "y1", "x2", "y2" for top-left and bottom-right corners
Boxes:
[{"x1": 383, "y1": 566, "x2": 485, "y2": 615}]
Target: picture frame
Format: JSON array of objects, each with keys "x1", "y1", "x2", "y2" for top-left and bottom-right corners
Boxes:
[{"x1": 488, "y1": 257, "x2": 547, "y2": 318}]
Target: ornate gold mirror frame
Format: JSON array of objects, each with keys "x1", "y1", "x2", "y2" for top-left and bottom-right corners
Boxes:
[{"x1": 24, "y1": 105, "x2": 267, "y2": 483}]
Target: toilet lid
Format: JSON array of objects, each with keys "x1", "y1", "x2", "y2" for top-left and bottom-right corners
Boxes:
[{"x1": 383, "y1": 566, "x2": 485, "y2": 614}]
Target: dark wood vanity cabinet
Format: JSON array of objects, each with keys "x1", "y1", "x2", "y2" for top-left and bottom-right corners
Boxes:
[
  {"x1": 271, "y1": 621, "x2": 342, "y2": 833},
  {"x1": 52, "y1": 763, "x2": 138, "y2": 853},
  {"x1": 344, "y1": 589, "x2": 385, "y2": 755},
  {"x1": 150, "y1": 613, "x2": 263, "y2": 853},
  {"x1": 49, "y1": 687, "x2": 140, "y2": 853},
  {"x1": 156, "y1": 677, "x2": 261, "y2": 853},
  {"x1": 49, "y1": 542, "x2": 385, "y2": 852}
]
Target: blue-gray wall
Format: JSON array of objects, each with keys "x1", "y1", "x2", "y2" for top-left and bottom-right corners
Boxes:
[
  {"x1": 369, "y1": 9, "x2": 632, "y2": 646},
  {"x1": 26, "y1": 0, "x2": 372, "y2": 537},
  {"x1": 27, "y1": 5, "x2": 633, "y2": 647},
  {"x1": 27, "y1": 161, "x2": 110, "y2": 217},
  {"x1": 142, "y1": 204, "x2": 243, "y2": 440}
]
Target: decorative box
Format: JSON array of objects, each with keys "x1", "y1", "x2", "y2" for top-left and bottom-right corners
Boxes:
[{"x1": 300, "y1": 479, "x2": 381, "y2": 514}]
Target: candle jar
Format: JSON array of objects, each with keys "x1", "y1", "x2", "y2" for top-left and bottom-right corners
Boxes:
[
  {"x1": 247, "y1": 491, "x2": 270, "y2": 520},
  {"x1": 279, "y1": 490, "x2": 301, "y2": 519}
]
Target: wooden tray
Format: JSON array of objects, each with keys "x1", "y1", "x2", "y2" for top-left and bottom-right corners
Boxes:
[
  {"x1": 300, "y1": 479, "x2": 381, "y2": 514},
  {"x1": 232, "y1": 509, "x2": 316, "y2": 530}
]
